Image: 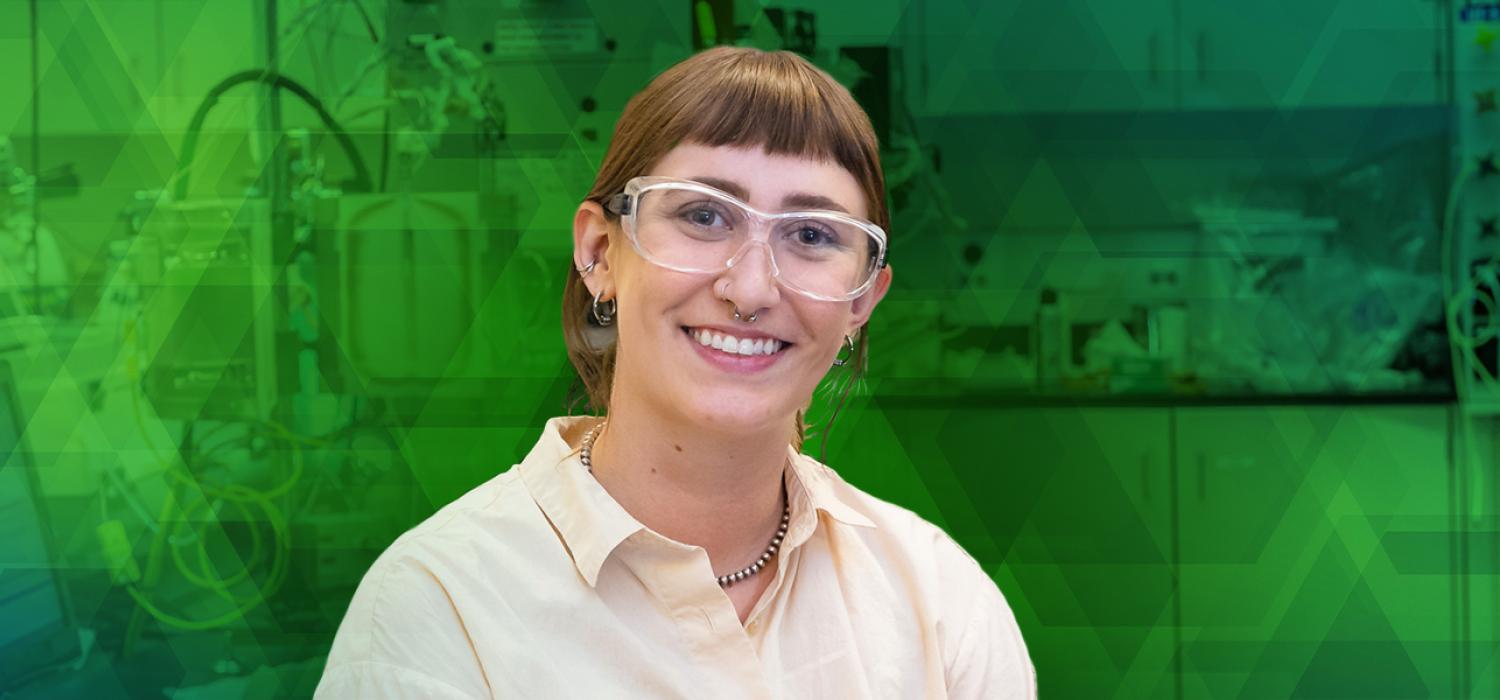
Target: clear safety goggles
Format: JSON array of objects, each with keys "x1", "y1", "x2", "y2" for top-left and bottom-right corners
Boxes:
[{"x1": 605, "y1": 176, "x2": 888, "y2": 302}]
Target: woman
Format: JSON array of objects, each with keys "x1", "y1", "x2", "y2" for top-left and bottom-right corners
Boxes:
[{"x1": 317, "y1": 46, "x2": 1035, "y2": 699}]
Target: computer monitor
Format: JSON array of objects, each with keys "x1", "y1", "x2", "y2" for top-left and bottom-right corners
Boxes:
[{"x1": 0, "y1": 363, "x2": 79, "y2": 689}]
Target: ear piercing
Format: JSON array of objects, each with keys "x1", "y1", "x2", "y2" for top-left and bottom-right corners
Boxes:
[
  {"x1": 831, "y1": 334, "x2": 855, "y2": 366},
  {"x1": 591, "y1": 291, "x2": 616, "y2": 325}
]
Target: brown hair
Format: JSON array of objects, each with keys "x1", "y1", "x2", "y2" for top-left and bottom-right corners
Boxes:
[{"x1": 562, "y1": 46, "x2": 886, "y2": 453}]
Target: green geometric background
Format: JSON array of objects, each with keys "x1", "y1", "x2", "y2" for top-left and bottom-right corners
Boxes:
[{"x1": 2, "y1": 1, "x2": 1498, "y2": 697}]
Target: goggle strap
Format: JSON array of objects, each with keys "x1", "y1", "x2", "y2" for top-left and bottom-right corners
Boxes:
[{"x1": 606, "y1": 192, "x2": 633, "y2": 216}]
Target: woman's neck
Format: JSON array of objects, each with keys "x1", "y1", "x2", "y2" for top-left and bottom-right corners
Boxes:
[{"x1": 585, "y1": 394, "x2": 794, "y2": 579}]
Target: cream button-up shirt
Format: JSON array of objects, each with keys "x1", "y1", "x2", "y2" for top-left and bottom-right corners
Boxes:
[{"x1": 316, "y1": 416, "x2": 1036, "y2": 699}]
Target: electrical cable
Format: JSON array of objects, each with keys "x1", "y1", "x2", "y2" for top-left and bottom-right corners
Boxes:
[
  {"x1": 1441, "y1": 164, "x2": 1499, "y2": 389},
  {"x1": 279, "y1": 0, "x2": 338, "y2": 44},
  {"x1": 120, "y1": 386, "x2": 302, "y2": 631},
  {"x1": 169, "y1": 492, "x2": 265, "y2": 595},
  {"x1": 1439, "y1": 159, "x2": 1499, "y2": 524},
  {"x1": 28, "y1": 0, "x2": 41, "y2": 313},
  {"x1": 173, "y1": 69, "x2": 373, "y2": 201},
  {"x1": 123, "y1": 481, "x2": 288, "y2": 632},
  {"x1": 379, "y1": 108, "x2": 390, "y2": 193},
  {"x1": 348, "y1": 0, "x2": 380, "y2": 45}
]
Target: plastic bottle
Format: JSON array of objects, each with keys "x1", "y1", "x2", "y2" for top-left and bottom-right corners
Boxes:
[{"x1": 1034, "y1": 288, "x2": 1070, "y2": 388}]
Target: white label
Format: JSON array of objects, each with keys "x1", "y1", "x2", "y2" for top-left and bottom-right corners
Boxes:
[{"x1": 493, "y1": 18, "x2": 599, "y2": 56}]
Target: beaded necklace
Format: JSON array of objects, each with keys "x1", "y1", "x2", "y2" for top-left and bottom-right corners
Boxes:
[{"x1": 579, "y1": 420, "x2": 788, "y2": 588}]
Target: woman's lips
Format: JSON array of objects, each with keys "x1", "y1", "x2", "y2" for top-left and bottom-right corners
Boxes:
[{"x1": 681, "y1": 326, "x2": 790, "y2": 374}]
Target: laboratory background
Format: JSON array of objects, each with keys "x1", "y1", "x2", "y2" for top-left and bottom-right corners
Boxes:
[{"x1": 1, "y1": 0, "x2": 1498, "y2": 697}]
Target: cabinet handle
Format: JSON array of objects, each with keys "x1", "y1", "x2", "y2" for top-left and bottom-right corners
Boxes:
[{"x1": 1196, "y1": 454, "x2": 1207, "y2": 501}]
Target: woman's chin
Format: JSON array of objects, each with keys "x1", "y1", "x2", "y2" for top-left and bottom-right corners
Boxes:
[{"x1": 673, "y1": 393, "x2": 794, "y2": 435}]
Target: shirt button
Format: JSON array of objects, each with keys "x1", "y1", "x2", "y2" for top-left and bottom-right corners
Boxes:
[{"x1": 747, "y1": 620, "x2": 760, "y2": 632}]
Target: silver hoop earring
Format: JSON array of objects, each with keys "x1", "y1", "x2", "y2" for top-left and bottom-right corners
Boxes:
[
  {"x1": 591, "y1": 291, "x2": 616, "y2": 326},
  {"x1": 831, "y1": 334, "x2": 855, "y2": 367},
  {"x1": 579, "y1": 260, "x2": 597, "y2": 276}
]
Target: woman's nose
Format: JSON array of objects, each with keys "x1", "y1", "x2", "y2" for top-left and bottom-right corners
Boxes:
[{"x1": 720, "y1": 240, "x2": 782, "y2": 314}]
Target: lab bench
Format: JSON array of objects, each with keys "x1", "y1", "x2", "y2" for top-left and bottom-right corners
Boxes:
[{"x1": 841, "y1": 391, "x2": 1496, "y2": 699}]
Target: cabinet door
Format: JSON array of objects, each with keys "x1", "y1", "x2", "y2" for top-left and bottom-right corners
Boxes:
[
  {"x1": 921, "y1": 0, "x2": 1173, "y2": 114},
  {"x1": 920, "y1": 406, "x2": 1174, "y2": 699},
  {"x1": 1179, "y1": 0, "x2": 1439, "y2": 110},
  {"x1": 1176, "y1": 406, "x2": 1455, "y2": 699},
  {"x1": 1460, "y1": 412, "x2": 1500, "y2": 699}
]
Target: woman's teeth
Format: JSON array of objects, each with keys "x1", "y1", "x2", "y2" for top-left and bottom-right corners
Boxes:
[{"x1": 690, "y1": 328, "x2": 783, "y2": 356}]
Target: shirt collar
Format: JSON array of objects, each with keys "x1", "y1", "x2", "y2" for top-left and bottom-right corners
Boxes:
[
  {"x1": 518, "y1": 416, "x2": 876, "y2": 588},
  {"x1": 784, "y1": 443, "x2": 878, "y2": 531}
]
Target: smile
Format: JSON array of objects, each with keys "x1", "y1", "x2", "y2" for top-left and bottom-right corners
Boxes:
[
  {"x1": 684, "y1": 326, "x2": 786, "y2": 356},
  {"x1": 681, "y1": 326, "x2": 792, "y2": 373}
]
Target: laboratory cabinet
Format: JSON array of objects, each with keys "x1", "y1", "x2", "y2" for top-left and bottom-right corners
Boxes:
[
  {"x1": 1177, "y1": 0, "x2": 1441, "y2": 111},
  {"x1": 915, "y1": 0, "x2": 1440, "y2": 114},
  {"x1": 880, "y1": 401, "x2": 1460, "y2": 699},
  {"x1": 920, "y1": 0, "x2": 1173, "y2": 114},
  {"x1": 901, "y1": 405, "x2": 1178, "y2": 698},
  {"x1": 1470, "y1": 531, "x2": 1500, "y2": 699},
  {"x1": 1175, "y1": 406, "x2": 1456, "y2": 699}
]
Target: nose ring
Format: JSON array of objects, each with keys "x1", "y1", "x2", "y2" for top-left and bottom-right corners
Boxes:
[{"x1": 721, "y1": 294, "x2": 758, "y2": 323}]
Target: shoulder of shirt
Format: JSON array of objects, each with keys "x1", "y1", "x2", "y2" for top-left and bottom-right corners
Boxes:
[
  {"x1": 796, "y1": 451, "x2": 1003, "y2": 600},
  {"x1": 356, "y1": 464, "x2": 531, "y2": 586},
  {"x1": 328, "y1": 465, "x2": 534, "y2": 658},
  {"x1": 797, "y1": 454, "x2": 1026, "y2": 675},
  {"x1": 346, "y1": 413, "x2": 596, "y2": 592},
  {"x1": 793, "y1": 450, "x2": 935, "y2": 540},
  {"x1": 793, "y1": 452, "x2": 981, "y2": 573}
]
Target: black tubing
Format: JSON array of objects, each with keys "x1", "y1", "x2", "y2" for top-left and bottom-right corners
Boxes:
[{"x1": 175, "y1": 69, "x2": 373, "y2": 200}]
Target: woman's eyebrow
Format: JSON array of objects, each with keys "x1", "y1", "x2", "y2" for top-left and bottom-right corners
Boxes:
[
  {"x1": 690, "y1": 175, "x2": 851, "y2": 215},
  {"x1": 781, "y1": 192, "x2": 850, "y2": 215}
]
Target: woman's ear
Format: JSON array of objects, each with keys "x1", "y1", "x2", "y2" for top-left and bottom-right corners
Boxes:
[
  {"x1": 847, "y1": 264, "x2": 892, "y2": 336},
  {"x1": 573, "y1": 200, "x2": 615, "y2": 299}
]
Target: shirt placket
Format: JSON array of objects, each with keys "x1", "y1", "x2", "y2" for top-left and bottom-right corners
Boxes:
[
  {"x1": 742, "y1": 502, "x2": 820, "y2": 633},
  {"x1": 622, "y1": 534, "x2": 778, "y2": 699}
]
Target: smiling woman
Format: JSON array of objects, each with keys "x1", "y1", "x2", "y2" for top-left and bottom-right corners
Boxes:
[{"x1": 317, "y1": 47, "x2": 1036, "y2": 699}]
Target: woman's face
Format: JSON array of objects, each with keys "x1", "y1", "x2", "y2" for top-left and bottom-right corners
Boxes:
[{"x1": 577, "y1": 143, "x2": 892, "y2": 435}]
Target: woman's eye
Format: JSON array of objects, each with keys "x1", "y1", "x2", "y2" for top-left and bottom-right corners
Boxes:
[
  {"x1": 794, "y1": 226, "x2": 837, "y2": 247},
  {"x1": 683, "y1": 207, "x2": 726, "y2": 227}
]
